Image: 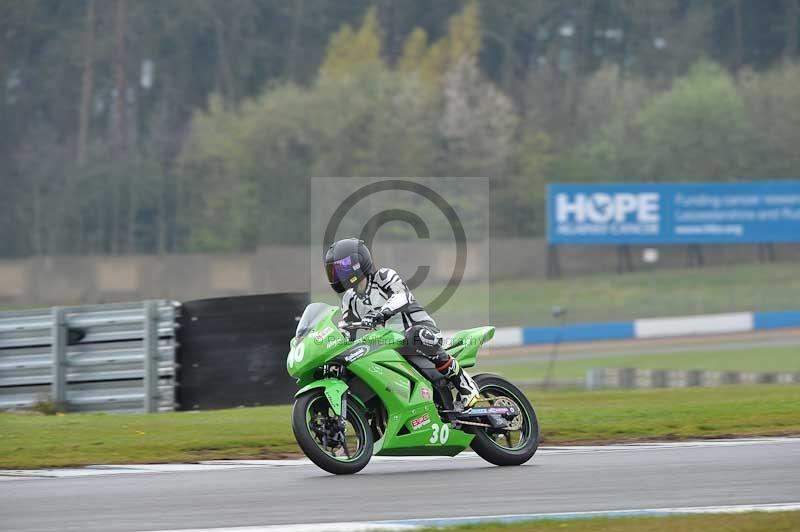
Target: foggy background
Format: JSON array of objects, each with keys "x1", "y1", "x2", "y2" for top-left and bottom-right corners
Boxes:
[{"x1": 2, "y1": 0, "x2": 799, "y2": 326}]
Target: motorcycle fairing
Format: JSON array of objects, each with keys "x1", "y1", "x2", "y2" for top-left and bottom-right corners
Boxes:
[{"x1": 288, "y1": 304, "x2": 485, "y2": 456}]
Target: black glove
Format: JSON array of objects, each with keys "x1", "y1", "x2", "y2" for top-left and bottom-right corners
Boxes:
[{"x1": 362, "y1": 309, "x2": 391, "y2": 329}]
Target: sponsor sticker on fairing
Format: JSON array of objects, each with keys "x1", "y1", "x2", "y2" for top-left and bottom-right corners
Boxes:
[
  {"x1": 313, "y1": 326, "x2": 334, "y2": 343},
  {"x1": 411, "y1": 413, "x2": 431, "y2": 430},
  {"x1": 326, "y1": 337, "x2": 344, "y2": 349},
  {"x1": 420, "y1": 388, "x2": 431, "y2": 400},
  {"x1": 344, "y1": 345, "x2": 370, "y2": 363}
]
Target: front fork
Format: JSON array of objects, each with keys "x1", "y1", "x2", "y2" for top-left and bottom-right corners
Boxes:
[
  {"x1": 296, "y1": 377, "x2": 349, "y2": 415},
  {"x1": 339, "y1": 393, "x2": 348, "y2": 424},
  {"x1": 295, "y1": 375, "x2": 365, "y2": 419}
]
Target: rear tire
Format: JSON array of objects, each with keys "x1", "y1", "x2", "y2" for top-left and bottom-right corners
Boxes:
[
  {"x1": 468, "y1": 374, "x2": 539, "y2": 466},
  {"x1": 292, "y1": 390, "x2": 373, "y2": 475}
]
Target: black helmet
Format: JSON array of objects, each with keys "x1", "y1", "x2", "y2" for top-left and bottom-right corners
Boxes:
[{"x1": 324, "y1": 238, "x2": 375, "y2": 293}]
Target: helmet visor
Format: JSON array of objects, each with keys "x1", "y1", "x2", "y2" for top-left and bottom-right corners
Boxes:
[{"x1": 325, "y1": 255, "x2": 357, "y2": 286}]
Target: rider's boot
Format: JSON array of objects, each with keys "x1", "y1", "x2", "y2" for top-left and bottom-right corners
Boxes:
[{"x1": 438, "y1": 358, "x2": 480, "y2": 409}]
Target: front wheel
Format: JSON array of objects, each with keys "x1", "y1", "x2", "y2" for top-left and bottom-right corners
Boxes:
[
  {"x1": 468, "y1": 374, "x2": 539, "y2": 466},
  {"x1": 292, "y1": 389, "x2": 373, "y2": 475}
]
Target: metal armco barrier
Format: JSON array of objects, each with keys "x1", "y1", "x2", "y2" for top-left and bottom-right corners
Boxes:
[
  {"x1": 586, "y1": 367, "x2": 800, "y2": 390},
  {"x1": 0, "y1": 300, "x2": 179, "y2": 413}
]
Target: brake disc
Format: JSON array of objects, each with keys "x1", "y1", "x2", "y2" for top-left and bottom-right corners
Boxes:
[{"x1": 494, "y1": 396, "x2": 523, "y2": 431}]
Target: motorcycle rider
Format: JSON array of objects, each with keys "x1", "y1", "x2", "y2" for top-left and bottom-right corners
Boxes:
[{"x1": 324, "y1": 238, "x2": 480, "y2": 409}]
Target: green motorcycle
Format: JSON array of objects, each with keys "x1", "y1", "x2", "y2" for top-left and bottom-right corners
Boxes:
[{"x1": 287, "y1": 303, "x2": 539, "y2": 475}]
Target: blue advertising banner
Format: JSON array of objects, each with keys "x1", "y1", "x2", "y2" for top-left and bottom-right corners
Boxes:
[{"x1": 547, "y1": 182, "x2": 800, "y2": 244}]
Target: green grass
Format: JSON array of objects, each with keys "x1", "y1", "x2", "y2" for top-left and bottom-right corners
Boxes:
[
  {"x1": 529, "y1": 385, "x2": 800, "y2": 444},
  {"x1": 489, "y1": 262, "x2": 800, "y2": 327},
  {"x1": 419, "y1": 511, "x2": 800, "y2": 531},
  {"x1": 400, "y1": 261, "x2": 800, "y2": 328},
  {"x1": 476, "y1": 345, "x2": 800, "y2": 382},
  {"x1": 2, "y1": 385, "x2": 798, "y2": 469},
  {"x1": 0, "y1": 406, "x2": 297, "y2": 469}
]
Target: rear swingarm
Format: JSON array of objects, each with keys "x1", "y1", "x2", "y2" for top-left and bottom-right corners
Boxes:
[{"x1": 443, "y1": 404, "x2": 519, "y2": 429}]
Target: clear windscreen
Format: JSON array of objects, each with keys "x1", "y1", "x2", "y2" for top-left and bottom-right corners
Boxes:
[{"x1": 295, "y1": 302, "x2": 335, "y2": 338}]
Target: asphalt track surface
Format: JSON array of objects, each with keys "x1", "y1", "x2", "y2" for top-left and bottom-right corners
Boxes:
[{"x1": 2, "y1": 438, "x2": 799, "y2": 532}]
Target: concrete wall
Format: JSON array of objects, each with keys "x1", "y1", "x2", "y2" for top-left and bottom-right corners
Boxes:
[
  {"x1": 0, "y1": 248, "x2": 309, "y2": 307},
  {"x1": 489, "y1": 239, "x2": 800, "y2": 278},
  {"x1": 1, "y1": 239, "x2": 798, "y2": 307}
]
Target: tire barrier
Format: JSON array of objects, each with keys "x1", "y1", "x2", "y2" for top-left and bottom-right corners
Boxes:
[
  {"x1": 586, "y1": 367, "x2": 800, "y2": 390},
  {"x1": 176, "y1": 293, "x2": 308, "y2": 409}
]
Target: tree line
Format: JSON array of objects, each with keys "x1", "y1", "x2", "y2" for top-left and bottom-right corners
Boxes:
[{"x1": 2, "y1": 0, "x2": 799, "y2": 256}]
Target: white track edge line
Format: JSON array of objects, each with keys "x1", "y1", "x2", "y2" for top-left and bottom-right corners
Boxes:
[
  {"x1": 2, "y1": 437, "x2": 797, "y2": 478},
  {"x1": 141, "y1": 502, "x2": 800, "y2": 532}
]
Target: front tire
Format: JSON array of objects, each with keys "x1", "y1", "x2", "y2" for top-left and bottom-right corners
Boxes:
[
  {"x1": 292, "y1": 390, "x2": 373, "y2": 475},
  {"x1": 469, "y1": 374, "x2": 539, "y2": 466}
]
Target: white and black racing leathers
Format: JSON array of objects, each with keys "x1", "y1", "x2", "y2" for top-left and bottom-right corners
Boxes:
[{"x1": 341, "y1": 268, "x2": 463, "y2": 381}]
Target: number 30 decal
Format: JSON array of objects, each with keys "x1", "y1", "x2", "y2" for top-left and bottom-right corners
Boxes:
[{"x1": 429, "y1": 423, "x2": 450, "y2": 444}]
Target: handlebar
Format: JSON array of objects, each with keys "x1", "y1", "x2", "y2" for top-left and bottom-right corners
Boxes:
[{"x1": 338, "y1": 320, "x2": 374, "y2": 332}]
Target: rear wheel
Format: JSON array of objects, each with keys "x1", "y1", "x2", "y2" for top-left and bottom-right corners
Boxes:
[
  {"x1": 292, "y1": 390, "x2": 373, "y2": 475},
  {"x1": 468, "y1": 374, "x2": 539, "y2": 466}
]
